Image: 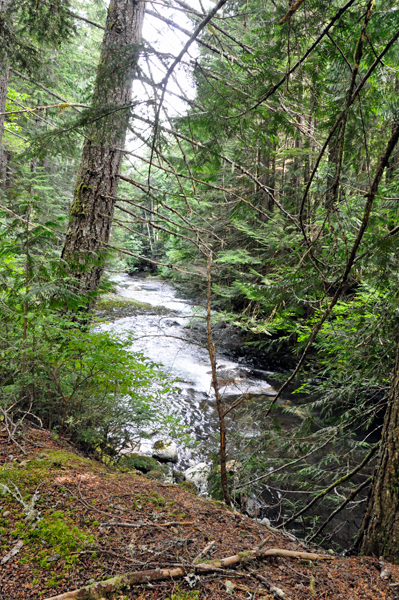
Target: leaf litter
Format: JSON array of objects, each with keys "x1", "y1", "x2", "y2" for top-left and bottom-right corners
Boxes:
[{"x1": 0, "y1": 426, "x2": 398, "y2": 600}]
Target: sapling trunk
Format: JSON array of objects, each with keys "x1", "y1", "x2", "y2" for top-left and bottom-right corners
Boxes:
[
  {"x1": 22, "y1": 206, "x2": 30, "y2": 374},
  {"x1": 0, "y1": 0, "x2": 10, "y2": 191},
  {"x1": 206, "y1": 253, "x2": 231, "y2": 506}
]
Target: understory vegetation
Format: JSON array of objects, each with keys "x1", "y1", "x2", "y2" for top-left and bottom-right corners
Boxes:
[{"x1": 2, "y1": 0, "x2": 399, "y2": 559}]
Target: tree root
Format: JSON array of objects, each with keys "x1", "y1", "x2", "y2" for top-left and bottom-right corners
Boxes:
[{"x1": 44, "y1": 545, "x2": 333, "y2": 600}]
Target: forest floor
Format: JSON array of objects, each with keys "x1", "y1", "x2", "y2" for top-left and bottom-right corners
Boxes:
[{"x1": 0, "y1": 427, "x2": 398, "y2": 600}]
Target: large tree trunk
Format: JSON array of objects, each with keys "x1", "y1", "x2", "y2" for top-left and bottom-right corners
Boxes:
[
  {"x1": 61, "y1": 0, "x2": 145, "y2": 295},
  {"x1": 355, "y1": 338, "x2": 399, "y2": 561},
  {"x1": 0, "y1": 0, "x2": 10, "y2": 192}
]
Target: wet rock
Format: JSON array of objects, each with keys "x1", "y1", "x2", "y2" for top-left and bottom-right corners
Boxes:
[
  {"x1": 164, "y1": 319, "x2": 180, "y2": 327},
  {"x1": 120, "y1": 442, "x2": 141, "y2": 455},
  {"x1": 152, "y1": 439, "x2": 178, "y2": 464},
  {"x1": 184, "y1": 462, "x2": 211, "y2": 492}
]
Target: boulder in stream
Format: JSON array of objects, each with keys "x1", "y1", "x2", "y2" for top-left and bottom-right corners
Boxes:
[{"x1": 152, "y1": 439, "x2": 178, "y2": 463}]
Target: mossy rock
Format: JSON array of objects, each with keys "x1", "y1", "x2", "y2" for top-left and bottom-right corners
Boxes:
[
  {"x1": 119, "y1": 453, "x2": 167, "y2": 474},
  {"x1": 95, "y1": 294, "x2": 178, "y2": 319},
  {"x1": 153, "y1": 440, "x2": 167, "y2": 450},
  {"x1": 179, "y1": 480, "x2": 198, "y2": 495}
]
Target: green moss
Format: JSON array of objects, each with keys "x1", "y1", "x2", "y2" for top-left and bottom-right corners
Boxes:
[
  {"x1": 95, "y1": 294, "x2": 179, "y2": 318},
  {"x1": 146, "y1": 470, "x2": 165, "y2": 481},
  {"x1": 21, "y1": 510, "x2": 95, "y2": 561},
  {"x1": 238, "y1": 550, "x2": 253, "y2": 560},
  {"x1": 0, "y1": 450, "x2": 100, "y2": 494},
  {"x1": 166, "y1": 586, "x2": 200, "y2": 600},
  {"x1": 70, "y1": 182, "x2": 90, "y2": 217},
  {"x1": 169, "y1": 510, "x2": 185, "y2": 520},
  {"x1": 197, "y1": 558, "x2": 221, "y2": 568},
  {"x1": 153, "y1": 440, "x2": 167, "y2": 450},
  {"x1": 119, "y1": 453, "x2": 167, "y2": 474},
  {"x1": 149, "y1": 490, "x2": 167, "y2": 507},
  {"x1": 179, "y1": 481, "x2": 197, "y2": 495}
]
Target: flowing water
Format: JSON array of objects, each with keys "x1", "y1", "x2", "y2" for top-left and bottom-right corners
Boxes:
[{"x1": 99, "y1": 273, "x2": 278, "y2": 469}]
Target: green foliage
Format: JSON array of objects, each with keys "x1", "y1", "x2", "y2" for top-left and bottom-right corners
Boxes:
[
  {"x1": 0, "y1": 201, "x2": 176, "y2": 455},
  {"x1": 4, "y1": 0, "x2": 399, "y2": 549},
  {"x1": 1, "y1": 0, "x2": 76, "y2": 73}
]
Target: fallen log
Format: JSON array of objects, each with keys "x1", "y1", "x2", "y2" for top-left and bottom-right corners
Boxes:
[
  {"x1": 44, "y1": 568, "x2": 186, "y2": 600},
  {"x1": 194, "y1": 547, "x2": 332, "y2": 571},
  {"x1": 44, "y1": 547, "x2": 333, "y2": 600}
]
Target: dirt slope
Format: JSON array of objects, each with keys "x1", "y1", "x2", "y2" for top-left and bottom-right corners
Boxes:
[{"x1": 0, "y1": 427, "x2": 398, "y2": 600}]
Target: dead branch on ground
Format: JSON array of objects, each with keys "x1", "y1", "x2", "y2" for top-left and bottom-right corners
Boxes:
[{"x1": 44, "y1": 543, "x2": 333, "y2": 600}]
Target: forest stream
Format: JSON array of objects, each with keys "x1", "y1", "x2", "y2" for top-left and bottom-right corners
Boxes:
[
  {"x1": 97, "y1": 273, "x2": 367, "y2": 549},
  {"x1": 98, "y1": 273, "x2": 282, "y2": 470}
]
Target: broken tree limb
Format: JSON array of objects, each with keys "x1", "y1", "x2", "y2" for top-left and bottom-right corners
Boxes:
[
  {"x1": 195, "y1": 547, "x2": 333, "y2": 571},
  {"x1": 44, "y1": 568, "x2": 185, "y2": 600},
  {"x1": 100, "y1": 520, "x2": 195, "y2": 528},
  {"x1": 279, "y1": 0, "x2": 306, "y2": 24},
  {"x1": 193, "y1": 540, "x2": 216, "y2": 563},
  {"x1": 43, "y1": 546, "x2": 333, "y2": 600}
]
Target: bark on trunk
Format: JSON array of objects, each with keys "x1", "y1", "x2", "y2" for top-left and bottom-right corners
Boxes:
[
  {"x1": 355, "y1": 338, "x2": 399, "y2": 560},
  {"x1": 0, "y1": 0, "x2": 10, "y2": 192},
  {"x1": 61, "y1": 0, "x2": 145, "y2": 295}
]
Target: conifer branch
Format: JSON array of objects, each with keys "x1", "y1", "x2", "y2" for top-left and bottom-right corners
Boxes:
[
  {"x1": 226, "y1": 0, "x2": 358, "y2": 119},
  {"x1": 279, "y1": 443, "x2": 379, "y2": 529},
  {"x1": 307, "y1": 476, "x2": 373, "y2": 543}
]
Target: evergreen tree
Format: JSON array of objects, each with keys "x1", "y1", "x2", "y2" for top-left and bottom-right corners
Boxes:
[{"x1": 61, "y1": 0, "x2": 146, "y2": 296}]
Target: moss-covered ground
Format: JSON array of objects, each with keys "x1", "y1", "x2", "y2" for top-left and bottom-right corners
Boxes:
[{"x1": 1, "y1": 427, "x2": 399, "y2": 600}]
